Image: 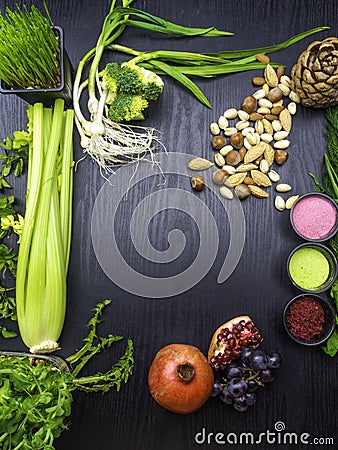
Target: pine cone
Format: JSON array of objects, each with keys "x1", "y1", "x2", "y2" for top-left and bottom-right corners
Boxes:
[{"x1": 290, "y1": 37, "x2": 338, "y2": 108}]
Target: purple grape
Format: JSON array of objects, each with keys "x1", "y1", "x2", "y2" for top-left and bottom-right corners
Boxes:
[
  {"x1": 260, "y1": 368, "x2": 274, "y2": 383},
  {"x1": 240, "y1": 347, "x2": 254, "y2": 364},
  {"x1": 227, "y1": 378, "x2": 247, "y2": 398},
  {"x1": 211, "y1": 381, "x2": 223, "y2": 397},
  {"x1": 247, "y1": 379, "x2": 259, "y2": 392},
  {"x1": 226, "y1": 365, "x2": 244, "y2": 380},
  {"x1": 250, "y1": 350, "x2": 268, "y2": 371},
  {"x1": 233, "y1": 395, "x2": 249, "y2": 412},
  {"x1": 220, "y1": 388, "x2": 233, "y2": 405},
  {"x1": 267, "y1": 351, "x2": 282, "y2": 369},
  {"x1": 246, "y1": 392, "x2": 257, "y2": 406}
]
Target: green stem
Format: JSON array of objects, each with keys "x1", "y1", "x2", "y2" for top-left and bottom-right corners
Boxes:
[
  {"x1": 325, "y1": 154, "x2": 338, "y2": 199},
  {"x1": 59, "y1": 110, "x2": 74, "y2": 269},
  {"x1": 210, "y1": 26, "x2": 330, "y2": 58},
  {"x1": 16, "y1": 103, "x2": 45, "y2": 344}
]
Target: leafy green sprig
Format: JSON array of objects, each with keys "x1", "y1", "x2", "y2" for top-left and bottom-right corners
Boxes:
[
  {"x1": 0, "y1": 300, "x2": 134, "y2": 450},
  {"x1": 309, "y1": 106, "x2": 338, "y2": 356},
  {"x1": 66, "y1": 299, "x2": 135, "y2": 393},
  {"x1": 0, "y1": 128, "x2": 29, "y2": 334}
]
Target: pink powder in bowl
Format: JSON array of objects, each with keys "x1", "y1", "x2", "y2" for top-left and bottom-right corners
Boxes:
[{"x1": 291, "y1": 194, "x2": 338, "y2": 240}]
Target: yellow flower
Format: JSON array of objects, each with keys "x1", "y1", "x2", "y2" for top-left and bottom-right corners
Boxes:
[{"x1": 1, "y1": 214, "x2": 24, "y2": 242}]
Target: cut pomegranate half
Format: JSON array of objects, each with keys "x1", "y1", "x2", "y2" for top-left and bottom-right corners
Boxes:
[{"x1": 208, "y1": 315, "x2": 263, "y2": 371}]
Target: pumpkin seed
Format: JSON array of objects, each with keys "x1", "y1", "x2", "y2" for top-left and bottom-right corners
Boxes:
[
  {"x1": 210, "y1": 122, "x2": 220, "y2": 135},
  {"x1": 274, "y1": 139, "x2": 290, "y2": 149},
  {"x1": 220, "y1": 185, "x2": 234, "y2": 199},
  {"x1": 275, "y1": 195, "x2": 286, "y2": 211},
  {"x1": 268, "y1": 170, "x2": 280, "y2": 182},
  {"x1": 218, "y1": 115, "x2": 228, "y2": 130},
  {"x1": 223, "y1": 108, "x2": 238, "y2": 119},
  {"x1": 224, "y1": 127, "x2": 238, "y2": 136},
  {"x1": 285, "y1": 195, "x2": 299, "y2": 209},
  {"x1": 248, "y1": 185, "x2": 270, "y2": 198},
  {"x1": 214, "y1": 153, "x2": 226, "y2": 167},
  {"x1": 276, "y1": 183, "x2": 292, "y2": 193},
  {"x1": 244, "y1": 143, "x2": 265, "y2": 163},
  {"x1": 288, "y1": 102, "x2": 297, "y2": 115},
  {"x1": 225, "y1": 172, "x2": 247, "y2": 187},
  {"x1": 253, "y1": 88, "x2": 266, "y2": 99},
  {"x1": 274, "y1": 130, "x2": 289, "y2": 141},
  {"x1": 264, "y1": 64, "x2": 279, "y2": 87}
]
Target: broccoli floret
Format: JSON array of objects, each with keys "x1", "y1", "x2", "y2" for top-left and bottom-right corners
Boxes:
[
  {"x1": 102, "y1": 61, "x2": 164, "y2": 122},
  {"x1": 116, "y1": 64, "x2": 144, "y2": 94},
  {"x1": 102, "y1": 61, "x2": 164, "y2": 100},
  {"x1": 108, "y1": 94, "x2": 149, "y2": 123},
  {"x1": 122, "y1": 63, "x2": 164, "y2": 101},
  {"x1": 101, "y1": 62, "x2": 121, "y2": 96}
]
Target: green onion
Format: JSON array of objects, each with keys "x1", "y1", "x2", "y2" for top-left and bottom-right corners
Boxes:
[
  {"x1": 16, "y1": 99, "x2": 74, "y2": 353},
  {"x1": 73, "y1": 0, "x2": 330, "y2": 175},
  {"x1": 107, "y1": 25, "x2": 329, "y2": 108},
  {"x1": 0, "y1": 2, "x2": 60, "y2": 89}
]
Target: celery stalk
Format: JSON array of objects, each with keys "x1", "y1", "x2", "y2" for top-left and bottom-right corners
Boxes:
[
  {"x1": 59, "y1": 109, "x2": 74, "y2": 269},
  {"x1": 16, "y1": 99, "x2": 74, "y2": 353}
]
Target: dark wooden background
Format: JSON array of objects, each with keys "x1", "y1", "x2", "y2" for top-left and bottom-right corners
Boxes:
[{"x1": 0, "y1": 0, "x2": 337, "y2": 449}]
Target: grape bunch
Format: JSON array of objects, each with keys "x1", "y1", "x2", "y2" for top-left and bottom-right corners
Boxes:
[{"x1": 211, "y1": 347, "x2": 282, "y2": 412}]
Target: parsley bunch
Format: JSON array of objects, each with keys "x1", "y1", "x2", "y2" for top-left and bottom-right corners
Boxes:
[
  {"x1": 0, "y1": 300, "x2": 134, "y2": 449},
  {"x1": 0, "y1": 129, "x2": 29, "y2": 338}
]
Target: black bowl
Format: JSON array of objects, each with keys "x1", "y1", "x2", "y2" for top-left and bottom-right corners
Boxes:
[
  {"x1": 290, "y1": 192, "x2": 338, "y2": 242},
  {"x1": 287, "y1": 242, "x2": 338, "y2": 293},
  {"x1": 283, "y1": 293, "x2": 336, "y2": 346}
]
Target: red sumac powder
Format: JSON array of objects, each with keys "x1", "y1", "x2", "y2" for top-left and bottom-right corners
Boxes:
[{"x1": 285, "y1": 296, "x2": 325, "y2": 341}]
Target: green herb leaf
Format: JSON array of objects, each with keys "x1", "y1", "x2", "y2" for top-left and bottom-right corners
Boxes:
[
  {"x1": 323, "y1": 328, "x2": 338, "y2": 357},
  {"x1": 0, "y1": 325, "x2": 17, "y2": 338},
  {"x1": 149, "y1": 60, "x2": 213, "y2": 108}
]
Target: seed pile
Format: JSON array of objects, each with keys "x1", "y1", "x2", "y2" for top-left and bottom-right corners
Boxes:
[
  {"x1": 190, "y1": 57, "x2": 301, "y2": 210},
  {"x1": 285, "y1": 296, "x2": 325, "y2": 341}
]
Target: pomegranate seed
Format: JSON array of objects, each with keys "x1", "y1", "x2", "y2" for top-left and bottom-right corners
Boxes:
[{"x1": 228, "y1": 338, "x2": 236, "y2": 348}]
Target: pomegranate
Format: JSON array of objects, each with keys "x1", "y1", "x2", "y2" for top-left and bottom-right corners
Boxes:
[
  {"x1": 208, "y1": 316, "x2": 263, "y2": 371},
  {"x1": 148, "y1": 343, "x2": 214, "y2": 414}
]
